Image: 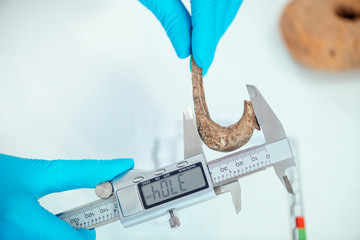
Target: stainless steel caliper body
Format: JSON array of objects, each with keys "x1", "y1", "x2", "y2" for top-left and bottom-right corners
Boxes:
[{"x1": 57, "y1": 85, "x2": 296, "y2": 229}]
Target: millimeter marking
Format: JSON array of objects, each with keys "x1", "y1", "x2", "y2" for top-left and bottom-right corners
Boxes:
[
  {"x1": 207, "y1": 139, "x2": 292, "y2": 186},
  {"x1": 57, "y1": 196, "x2": 119, "y2": 229}
]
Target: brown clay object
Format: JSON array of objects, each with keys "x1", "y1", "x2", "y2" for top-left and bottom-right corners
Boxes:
[
  {"x1": 191, "y1": 57, "x2": 260, "y2": 152},
  {"x1": 280, "y1": 0, "x2": 360, "y2": 70}
]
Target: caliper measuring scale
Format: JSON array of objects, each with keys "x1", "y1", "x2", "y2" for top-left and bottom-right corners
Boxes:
[{"x1": 56, "y1": 85, "x2": 296, "y2": 229}]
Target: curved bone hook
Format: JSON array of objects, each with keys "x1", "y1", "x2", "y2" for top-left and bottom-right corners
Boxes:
[{"x1": 191, "y1": 57, "x2": 260, "y2": 152}]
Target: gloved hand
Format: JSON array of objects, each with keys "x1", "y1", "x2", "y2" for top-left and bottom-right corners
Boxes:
[
  {"x1": 139, "y1": 0, "x2": 244, "y2": 74},
  {"x1": 0, "y1": 154, "x2": 134, "y2": 240}
]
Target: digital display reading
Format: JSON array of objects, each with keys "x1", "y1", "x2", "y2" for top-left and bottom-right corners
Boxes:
[{"x1": 138, "y1": 163, "x2": 208, "y2": 209}]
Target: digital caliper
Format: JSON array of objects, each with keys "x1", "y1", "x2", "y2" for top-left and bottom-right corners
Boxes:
[{"x1": 57, "y1": 85, "x2": 296, "y2": 229}]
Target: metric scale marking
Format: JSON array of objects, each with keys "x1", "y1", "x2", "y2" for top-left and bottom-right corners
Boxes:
[
  {"x1": 208, "y1": 138, "x2": 293, "y2": 187},
  {"x1": 57, "y1": 85, "x2": 296, "y2": 230},
  {"x1": 57, "y1": 196, "x2": 119, "y2": 229}
]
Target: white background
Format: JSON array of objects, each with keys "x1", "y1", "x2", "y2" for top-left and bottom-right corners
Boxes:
[{"x1": 0, "y1": 0, "x2": 359, "y2": 239}]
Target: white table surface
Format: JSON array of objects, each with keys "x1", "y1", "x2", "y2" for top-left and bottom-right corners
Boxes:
[{"x1": 0, "y1": 0, "x2": 359, "y2": 239}]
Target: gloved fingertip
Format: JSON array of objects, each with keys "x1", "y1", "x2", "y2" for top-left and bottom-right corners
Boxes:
[
  {"x1": 176, "y1": 48, "x2": 191, "y2": 59},
  {"x1": 192, "y1": 49, "x2": 214, "y2": 71},
  {"x1": 41, "y1": 158, "x2": 136, "y2": 193},
  {"x1": 114, "y1": 158, "x2": 135, "y2": 170},
  {"x1": 202, "y1": 67, "x2": 209, "y2": 76},
  {"x1": 78, "y1": 229, "x2": 96, "y2": 240},
  {"x1": 171, "y1": 34, "x2": 191, "y2": 59},
  {"x1": 189, "y1": 58, "x2": 209, "y2": 76},
  {"x1": 127, "y1": 158, "x2": 135, "y2": 169},
  {"x1": 191, "y1": 50, "x2": 213, "y2": 76}
]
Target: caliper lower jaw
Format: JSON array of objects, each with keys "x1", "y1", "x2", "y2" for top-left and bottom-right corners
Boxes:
[
  {"x1": 214, "y1": 181, "x2": 241, "y2": 214},
  {"x1": 273, "y1": 158, "x2": 296, "y2": 194},
  {"x1": 213, "y1": 157, "x2": 295, "y2": 215}
]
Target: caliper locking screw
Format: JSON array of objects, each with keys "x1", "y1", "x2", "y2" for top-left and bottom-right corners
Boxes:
[{"x1": 169, "y1": 210, "x2": 180, "y2": 228}]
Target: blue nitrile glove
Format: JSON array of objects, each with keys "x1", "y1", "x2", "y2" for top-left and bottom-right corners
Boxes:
[
  {"x1": 0, "y1": 154, "x2": 134, "y2": 240},
  {"x1": 139, "y1": 0, "x2": 244, "y2": 74}
]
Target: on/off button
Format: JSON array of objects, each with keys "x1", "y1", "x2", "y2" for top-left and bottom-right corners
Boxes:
[{"x1": 133, "y1": 176, "x2": 144, "y2": 183}]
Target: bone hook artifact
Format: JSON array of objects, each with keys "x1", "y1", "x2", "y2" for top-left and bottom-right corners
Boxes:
[{"x1": 191, "y1": 57, "x2": 260, "y2": 152}]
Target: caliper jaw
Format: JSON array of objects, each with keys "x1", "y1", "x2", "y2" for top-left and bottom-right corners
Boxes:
[
  {"x1": 183, "y1": 106, "x2": 204, "y2": 160},
  {"x1": 247, "y1": 85, "x2": 295, "y2": 194},
  {"x1": 274, "y1": 159, "x2": 295, "y2": 194},
  {"x1": 214, "y1": 181, "x2": 241, "y2": 214}
]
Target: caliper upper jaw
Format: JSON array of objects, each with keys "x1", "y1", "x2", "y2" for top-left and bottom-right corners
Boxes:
[
  {"x1": 214, "y1": 181, "x2": 241, "y2": 214},
  {"x1": 246, "y1": 85, "x2": 287, "y2": 143},
  {"x1": 183, "y1": 107, "x2": 205, "y2": 159},
  {"x1": 247, "y1": 85, "x2": 296, "y2": 194}
]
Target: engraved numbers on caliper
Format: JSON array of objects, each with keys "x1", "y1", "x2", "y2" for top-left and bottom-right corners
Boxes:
[{"x1": 208, "y1": 145, "x2": 272, "y2": 185}]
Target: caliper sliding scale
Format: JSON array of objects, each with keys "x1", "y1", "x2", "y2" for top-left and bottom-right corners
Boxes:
[{"x1": 57, "y1": 85, "x2": 296, "y2": 229}]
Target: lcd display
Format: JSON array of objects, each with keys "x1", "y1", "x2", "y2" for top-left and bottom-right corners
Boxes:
[{"x1": 138, "y1": 163, "x2": 208, "y2": 209}]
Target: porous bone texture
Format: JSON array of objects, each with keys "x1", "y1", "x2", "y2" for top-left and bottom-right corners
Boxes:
[{"x1": 191, "y1": 57, "x2": 260, "y2": 152}]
